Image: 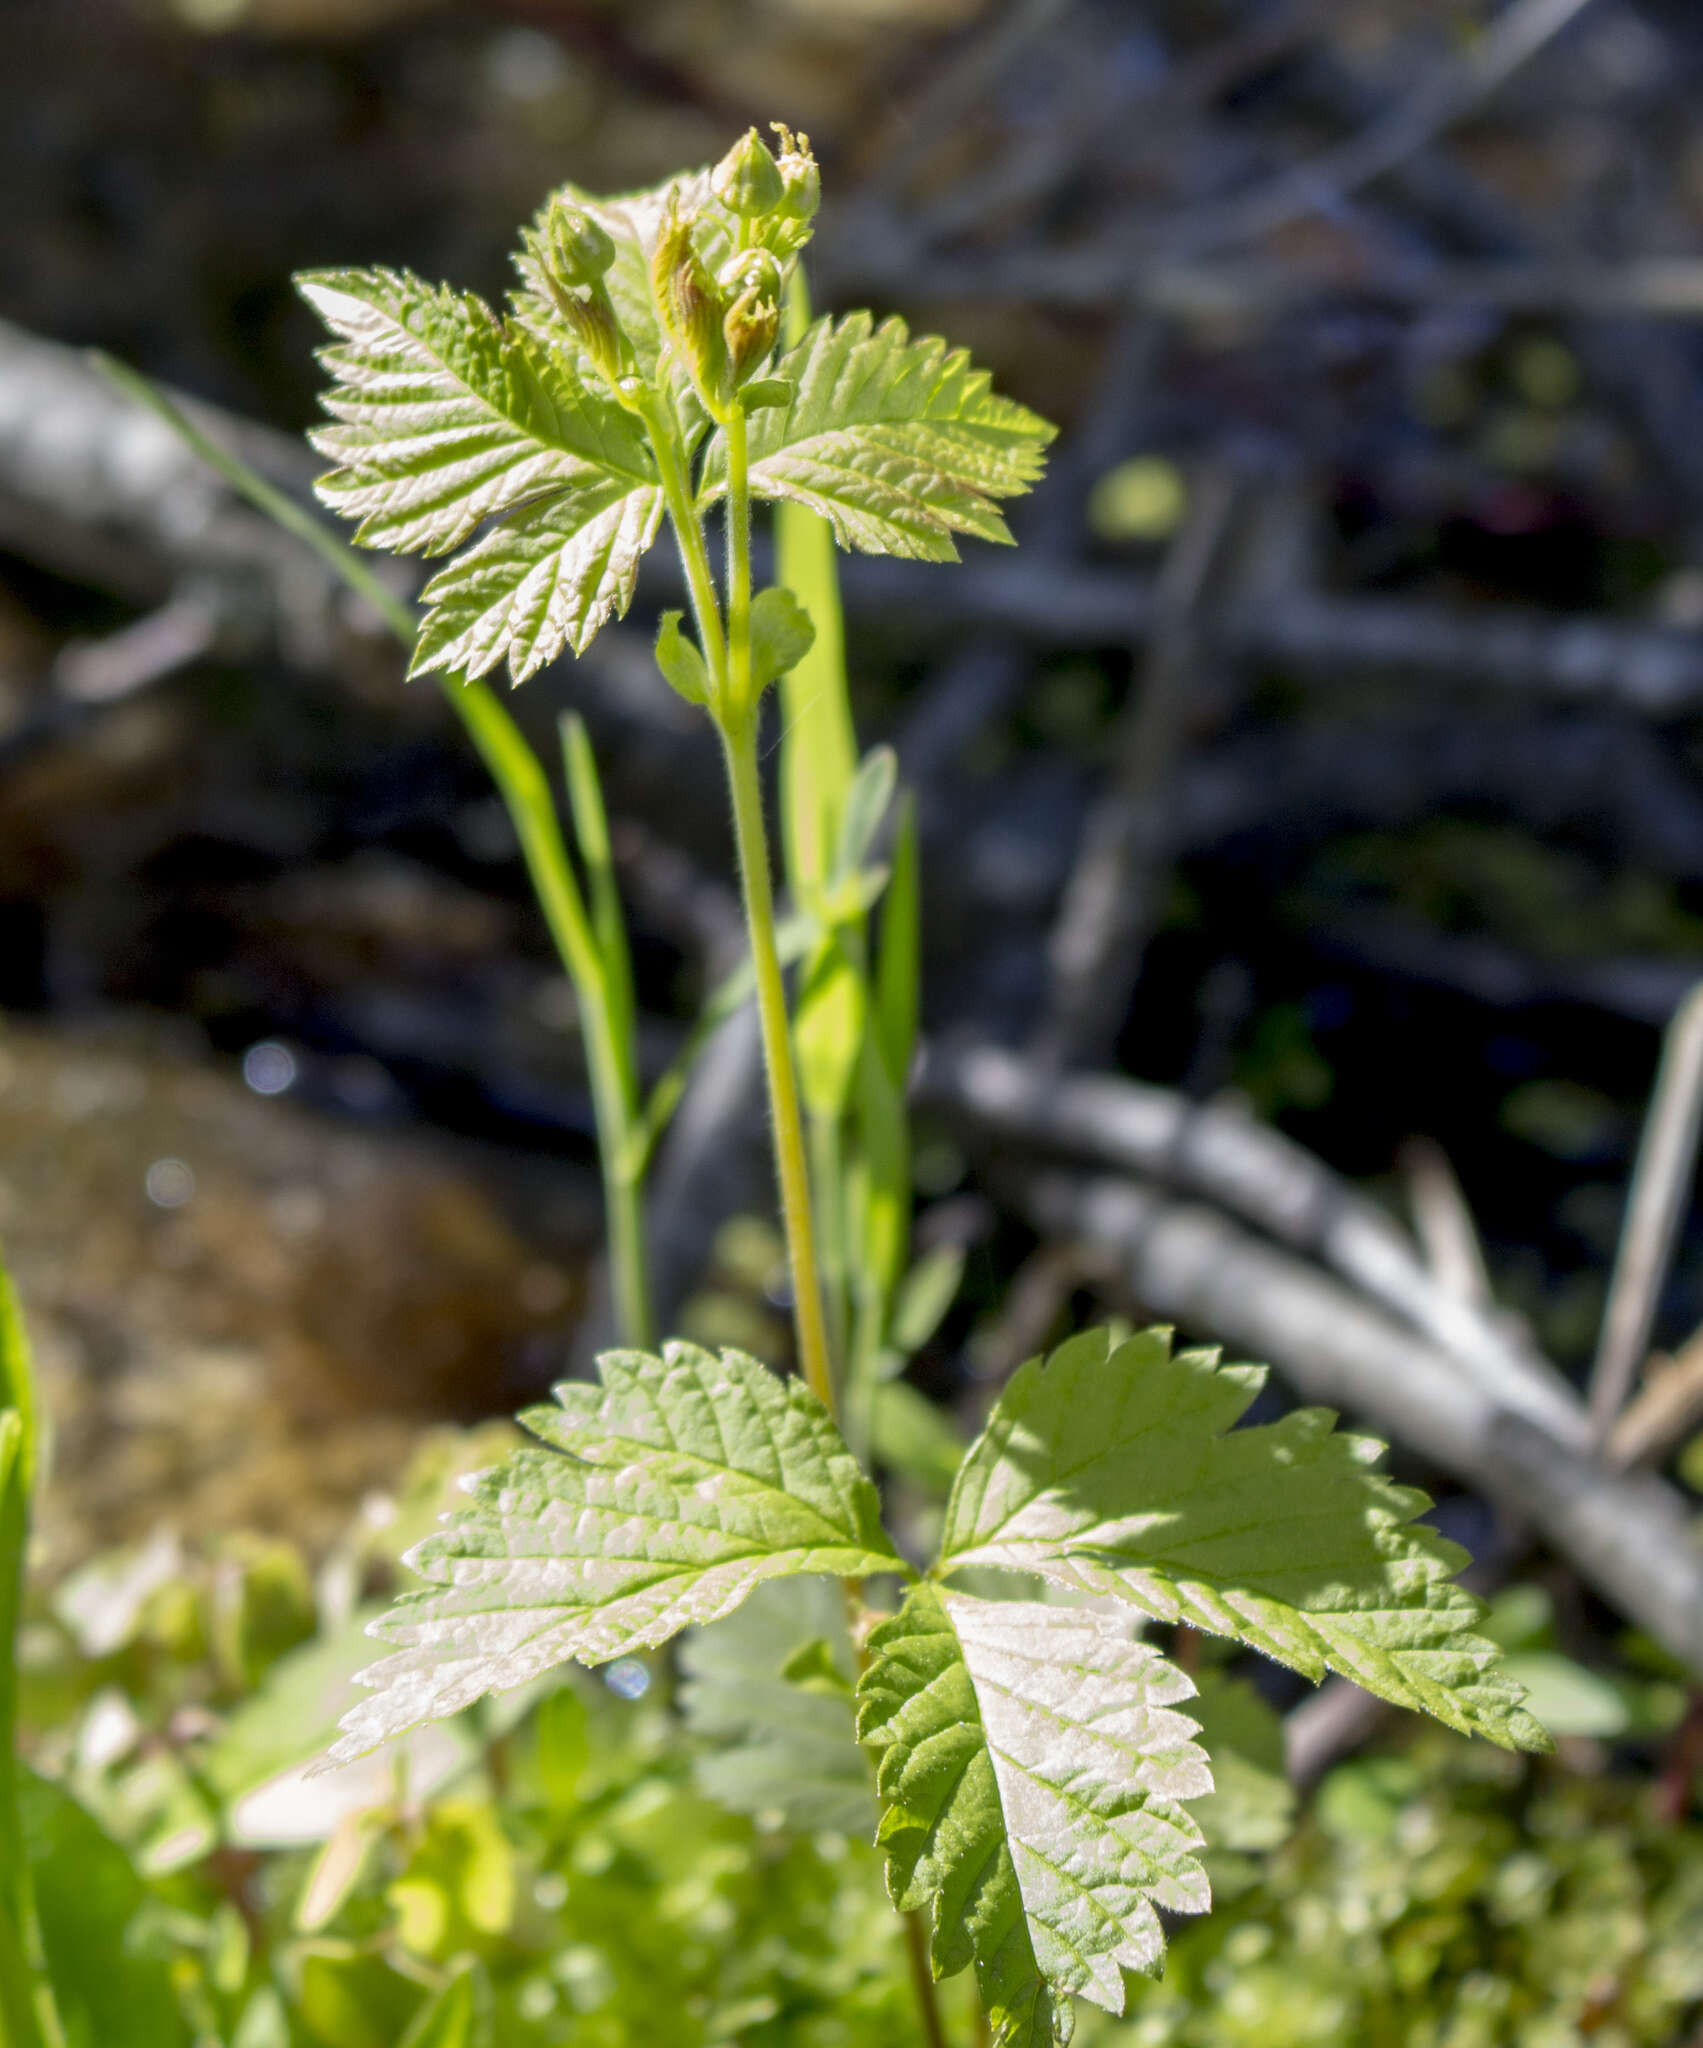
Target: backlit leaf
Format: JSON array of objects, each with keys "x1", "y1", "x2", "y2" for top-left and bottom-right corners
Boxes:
[
  {"x1": 937, "y1": 1327, "x2": 1550, "y2": 1753},
  {"x1": 328, "y1": 1343, "x2": 900, "y2": 1764},
  {"x1": 857, "y1": 1585, "x2": 1210, "y2": 2046},
  {"x1": 299, "y1": 267, "x2": 648, "y2": 557},
  {"x1": 701, "y1": 312, "x2": 1055, "y2": 560},
  {"x1": 410, "y1": 477, "x2": 663, "y2": 681}
]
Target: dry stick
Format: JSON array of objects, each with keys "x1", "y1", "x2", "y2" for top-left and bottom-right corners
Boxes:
[
  {"x1": 1004, "y1": 1164, "x2": 1703, "y2": 1678},
  {"x1": 1167, "y1": 0, "x2": 1602, "y2": 258},
  {"x1": 1608, "y1": 1330, "x2": 1703, "y2": 1473},
  {"x1": 1029, "y1": 465, "x2": 1240, "y2": 1071},
  {"x1": 1589, "y1": 980, "x2": 1703, "y2": 1443},
  {"x1": 919, "y1": 1038, "x2": 1589, "y2": 1446},
  {"x1": 1400, "y1": 1137, "x2": 1495, "y2": 1311}
]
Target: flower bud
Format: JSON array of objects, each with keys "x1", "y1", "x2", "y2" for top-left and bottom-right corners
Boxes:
[
  {"x1": 652, "y1": 196, "x2": 730, "y2": 405},
  {"x1": 712, "y1": 127, "x2": 784, "y2": 219},
  {"x1": 770, "y1": 125, "x2": 820, "y2": 223},
  {"x1": 718, "y1": 247, "x2": 782, "y2": 385},
  {"x1": 539, "y1": 199, "x2": 616, "y2": 287},
  {"x1": 524, "y1": 212, "x2": 629, "y2": 384}
]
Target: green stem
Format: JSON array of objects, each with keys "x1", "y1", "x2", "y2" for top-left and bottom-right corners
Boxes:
[
  {"x1": 724, "y1": 405, "x2": 754, "y2": 722},
  {"x1": 642, "y1": 392, "x2": 727, "y2": 694},
  {"x1": 720, "y1": 710, "x2": 837, "y2": 1415},
  {"x1": 902, "y1": 1906, "x2": 951, "y2": 2048},
  {"x1": 714, "y1": 396, "x2": 837, "y2": 1414}
]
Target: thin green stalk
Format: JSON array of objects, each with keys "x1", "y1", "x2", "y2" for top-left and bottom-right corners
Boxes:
[
  {"x1": 719, "y1": 709, "x2": 837, "y2": 1415},
  {"x1": 903, "y1": 1904, "x2": 951, "y2": 2048},
  {"x1": 455, "y1": 693, "x2": 653, "y2": 1351},
  {"x1": 640, "y1": 391, "x2": 727, "y2": 688},
  {"x1": 723, "y1": 405, "x2": 754, "y2": 721},
  {"x1": 91, "y1": 354, "x2": 655, "y2": 1348},
  {"x1": 1, "y1": 1260, "x2": 65, "y2": 2048}
]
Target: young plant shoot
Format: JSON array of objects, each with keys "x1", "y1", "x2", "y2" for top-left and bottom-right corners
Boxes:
[{"x1": 298, "y1": 127, "x2": 1548, "y2": 2047}]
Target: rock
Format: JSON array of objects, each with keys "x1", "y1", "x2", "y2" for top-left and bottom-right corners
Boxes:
[{"x1": 0, "y1": 1018, "x2": 597, "y2": 1565}]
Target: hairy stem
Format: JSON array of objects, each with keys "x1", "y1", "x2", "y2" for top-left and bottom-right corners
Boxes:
[
  {"x1": 643, "y1": 391, "x2": 728, "y2": 693},
  {"x1": 720, "y1": 710, "x2": 838, "y2": 1413}
]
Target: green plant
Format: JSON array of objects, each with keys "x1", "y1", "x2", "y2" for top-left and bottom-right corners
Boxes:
[{"x1": 268, "y1": 128, "x2": 1553, "y2": 2047}]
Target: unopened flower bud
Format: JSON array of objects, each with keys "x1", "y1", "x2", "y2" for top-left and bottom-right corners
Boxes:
[
  {"x1": 539, "y1": 200, "x2": 615, "y2": 287},
  {"x1": 653, "y1": 196, "x2": 730, "y2": 404},
  {"x1": 712, "y1": 127, "x2": 784, "y2": 219},
  {"x1": 718, "y1": 247, "x2": 782, "y2": 384},
  {"x1": 524, "y1": 212, "x2": 629, "y2": 384}
]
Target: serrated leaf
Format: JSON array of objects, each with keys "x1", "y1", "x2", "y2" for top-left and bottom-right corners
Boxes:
[
  {"x1": 410, "y1": 477, "x2": 663, "y2": 681},
  {"x1": 299, "y1": 267, "x2": 649, "y2": 557},
  {"x1": 749, "y1": 585, "x2": 816, "y2": 692},
  {"x1": 679, "y1": 1577, "x2": 874, "y2": 1835},
  {"x1": 701, "y1": 312, "x2": 1055, "y2": 560},
  {"x1": 328, "y1": 1343, "x2": 900, "y2": 1765},
  {"x1": 937, "y1": 1327, "x2": 1551, "y2": 1753},
  {"x1": 857, "y1": 1585, "x2": 1211, "y2": 2047}
]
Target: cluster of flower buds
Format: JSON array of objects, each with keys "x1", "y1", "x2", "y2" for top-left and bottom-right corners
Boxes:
[
  {"x1": 525, "y1": 198, "x2": 631, "y2": 387},
  {"x1": 651, "y1": 124, "x2": 819, "y2": 416}
]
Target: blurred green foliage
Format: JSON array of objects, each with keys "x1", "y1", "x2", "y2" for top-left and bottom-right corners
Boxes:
[{"x1": 9, "y1": 1428, "x2": 1702, "y2": 2047}]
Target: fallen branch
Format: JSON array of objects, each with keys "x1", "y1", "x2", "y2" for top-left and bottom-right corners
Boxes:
[{"x1": 920, "y1": 1038, "x2": 1588, "y2": 1445}]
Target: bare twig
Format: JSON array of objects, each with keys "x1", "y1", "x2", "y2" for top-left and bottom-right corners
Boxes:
[
  {"x1": 1607, "y1": 1330, "x2": 1703, "y2": 1473},
  {"x1": 1164, "y1": 0, "x2": 1602, "y2": 257},
  {"x1": 1400, "y1": 1138, "x2": 1494, "y2": 1312},
  {"x1": 1006, "y1": 1165, "x2": 1703, "y2": 1680},
  {"x1": 1284, "y1": 1679, "x2": 1392, "y2": 1788},
  {"x1": 918, "y1": 1039, "x2": 1589, "y2": 1445},
  {"x1": 1030, "y1": 466, "x2": 1241, "y2": 1070},
  {"x1": 1589, "y1": 981, "x2": 1703, "y2": 1442},
  {"x1": 843, "y1": 563, "x2": 1703, "y2": 717}
]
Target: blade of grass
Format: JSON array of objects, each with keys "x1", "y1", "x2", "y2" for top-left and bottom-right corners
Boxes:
[
  {"x1": 0, "y1": 1252, "x2": 61, "y2": 2048},
  {"x1": 774, "y1": 271, "x2": 857, "y2": 902},
  {"x1": 561, "y1": 712, "x2": 637, "y2": 1079}
]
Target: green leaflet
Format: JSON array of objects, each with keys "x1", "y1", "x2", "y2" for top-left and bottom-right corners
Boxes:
[
  {"x1": 410, "y1": 477, "x2": 663, "y2": 680},
  {"x1": 700, "y1": 312, "x2": 1056, "y2": 560},
  {"x1": 327, "y1": 1343, "x2": 900, "y2": 1764},
  {"x1": 299, "y1": 267, "x2": 649, "y2": 555},
  {"x1": 936, "y1": 1327, "x2": 1552, "y2": 1753},
  {"x1": 857, "y1": 1585, "x2": 1211, "y2": 2047}
]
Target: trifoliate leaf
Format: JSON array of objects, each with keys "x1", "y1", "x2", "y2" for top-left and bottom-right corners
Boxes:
[
  {"x1": 857, "y1": 1586, "x2": 1211, "y2": 2047},
  {"x1": 678, "y1": 1577, "x2": 874, "y2": 1835},
  {"x1": 409, "y1": 478, "x2": 663, "y2": 681},
  {"x1": 700, "y1": 312, "x2": 1055, "y2": 560},
  {"x1": 937, "y1": 1327, "x2": 1551, "y2": 1753},
  {"x1": 298, "y1": 267, "x2": 649, "y2": 557},
  {"x1": 749, "y1": 585, "x2": 815, "y2": 691},
  {"x1": 327, "y1": 1343, "x2": 900, "y2": 1765},
  {"x1": 654, "y1": 609, "x2": 709, "y2": 705}
]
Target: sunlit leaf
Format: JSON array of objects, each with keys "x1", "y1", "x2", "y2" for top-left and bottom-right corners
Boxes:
[
  {"x1": 328, "y1": 1344, "x2": 900, "y2": 1764},
  {"x1": 702, "y1": 312, "x2": 1055, "y2": 560},
  {"x1": 938, "y1": 1327, "x2": 1550, "y2": 1753},
  {"x1": 857, "y1": 1586, "x2": 1210, "y2": 2046}
]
